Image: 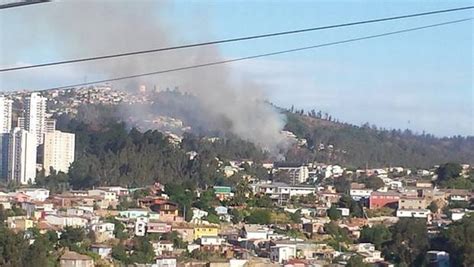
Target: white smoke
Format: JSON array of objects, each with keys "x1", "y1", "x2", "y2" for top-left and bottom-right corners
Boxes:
[{"x1": 0, "y1": 0, "x2": 289, "y2": 154}]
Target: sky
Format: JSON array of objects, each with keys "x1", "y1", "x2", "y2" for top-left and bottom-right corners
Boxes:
[{"x1": 0, "y1": 0, "x2": 473, "y2": 137}]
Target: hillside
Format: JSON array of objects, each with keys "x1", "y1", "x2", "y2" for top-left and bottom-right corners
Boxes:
[{"x1": 283, "y1": 111, "x2": 474, "y2": 168}]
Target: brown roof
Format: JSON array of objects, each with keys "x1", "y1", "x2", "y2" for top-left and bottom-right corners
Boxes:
[{"x1": 60, "y1": 251, "x2": 93, "y2": 261}]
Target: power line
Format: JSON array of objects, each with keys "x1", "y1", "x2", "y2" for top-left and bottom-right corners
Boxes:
[
  {"x1": 33, "y1": 18, "x2": 471, "y2": 91},
  {"x1": 1, "y1": 5, "x2": 473, "y2": 72},
  {"x1": 0, "y1": 0, "x2": 49, "y2": 10}
]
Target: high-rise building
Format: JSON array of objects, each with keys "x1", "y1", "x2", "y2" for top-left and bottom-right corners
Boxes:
[
  {"x1": 45, "y1": 118, "x2": 56, "y2": 133},
  {"x1": 0, "y1": 96, "x2": 13, "y2": 133},
  {"x1": 24, "y1": 92, "x2": 47, "y2": 145},
  {"x1": 7, "y1": 128, "x2": 37, "y2": 185},
  {"x1": 0, "y1": 133, "x2": 9, "y2": 179},
  {"x1": 43, "y1": 130, "x2": 75, "y2": 176}
]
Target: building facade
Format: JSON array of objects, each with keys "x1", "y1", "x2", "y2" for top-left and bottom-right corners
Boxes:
[
  {"x1": 24, "y1": 92, "x2": 47, "y2": 145},
  {"x1": 43, "y1": 130, "x2": 75, "y2": 175},
  {"x1": 7, "y1": 128, "x2": 37, "y2": 184},
  {"x1": 0, "y1": 96, "x2": 12, "y2": 133}
]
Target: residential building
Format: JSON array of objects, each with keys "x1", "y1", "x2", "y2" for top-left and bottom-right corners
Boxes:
[
  {"x1": 213, "y1": 186, "x2": 233, "y2": 200},
  {"x1": 0, "y1": 96, "x2": 12, "y2": 133},
  {"x1": 147, "y1": 221, "x2": 172, "y2": 234},
  {"x1": 270, "y1": 243, "x2": 297, "y2": 263},
  {"x1": 426, "y1": 251, "x2": 450, "y2": 267},
  {"x1": 60, "y1": 250, "x2": 94, "y2": 267},
  {"x1": 369, "y1": 191, "x2": 401, "y2": 209},
  {"x1": 194, "y1": 225, "x2": 219, "y2": 240},
  {"x1": 398, "y1": 196, "x2": 427, "y2": 210},
  {"x1": 152, "y1": 240, "x2": 174, "y2": 256},
  {"x1": 43, "y1": 130, "x2": 75, "y2": 175},
  {"x1": 241, "y1": 224, "x2": 271, "y2": 240},
  {"x1": 24, "y1": 92, "x2": 47, "y2": 145},
  {"x1": 7, "y1": 128, "x2": 37, "y2": 184},
  {"x1": 396, "y1": 209, "x2": 431, "y2": 219},
  {"x1": 349, "y1": 183, "x2": 373, "y2": 201},
  {"x1": 156, "y1": 256, "x2": 177, "y2": 267},
  {"x1": 90, "y1": 244, "x2": 112, "y2": 259},
  {"x1": 275, "y1": 163, "x2": 309, "y2": 184},
  {"x1": 17, "y1": 188, "x2": 50, "y2": 201}
]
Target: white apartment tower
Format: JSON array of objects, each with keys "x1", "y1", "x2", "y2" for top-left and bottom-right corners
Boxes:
[
  {"x1": 0, "y1": 96, "x2": 13, "y2": 133},
  {"x1": 7, "y1": 128, "x2": 37, "y2": 185},
  {"x1": 24, "y1": 92, "x2": 47, "y2": 144},
  {"x1": 43, "y1": 130, "x2": 75, "y2": 176}
]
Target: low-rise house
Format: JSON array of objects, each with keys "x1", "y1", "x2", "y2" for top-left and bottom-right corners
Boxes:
[
  {"x1": 90, "y1": 244, "x2": 112, "y2": 259},
  {"x1": 135, "y1": 217, "x2": 148, "y2": 237},
  {"x1": 44, "y1": 214, "x2": 89, "y2": 228},
  {"x1": 156, "y1": 256, "x2": 177, "y2": 267},
  {"x1": 194, "y1": 225, "x2": 219, "y2": 240},
  {"x1": 90, "y1": 222, "x2": 115, "y2": 242},
  {"x1": 396, "y1": 209, "x2": 431, "y2": 219},
  {"x1": 241, "y1": 224, "x2": 271, "y2": 240},
  {"x1": 199, "y1": 235, "x2": 223, "y2": 246},
  {"x1": 147, "y1": 221, "x2": 172, "y2": 234},
  {"x1": 445, "y1": 189, "x2": 471, "y2": 202},
  {"x1": 173, "y1": 224, "x2": 194, "y2": 243},
  {"x1": 152, "y1": 240, "x2": 174, "y2": 256},
  {"x1": 270, "y1": 242, "x2": 297, "y2": 263},
  {"x1": 96, "y1": 186, "x2": 129, "y2": 197},
  {"x1": 426, "y1": 251, "x2": 450, "y2": 267},
  {"x1": 213, "y1": 186, "x2": 233, "y2": 201},
  {"x1": 352, "y1": 243, "x2": 384, "y2": 263},
  {"x1": 60, "y1": 250, "x2": 94, "y2": 267},
  {"x1": 349, "y1": 183, "x2": 372, "y2": 201},
  {"x1": 398, "y1": 196, "x2": 427, "y2": 210},
  {"x1": 119, "y1": 209, "x2": 149, "y2": 219},
  {"x1": 369, "y1": 191, "x2": 401, "y2": 209},
  {"x1": 215, "y1": 206, "x2": 231, "y2": 222},
  {"x1": 17, "y1": 188, "x2": 50, "y2": 202},
  {"x1": 150, "y1": 200, "x2": 181, "y2": 222},
  {"x1": 7, "y1": 216, "x2": 34, "y2": 231}
]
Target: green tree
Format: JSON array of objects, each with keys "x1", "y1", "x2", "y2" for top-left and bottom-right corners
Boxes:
[
  {"x1": 59, "y1": 226, "x2": 85, "y2": 249},
  {"x1": 383, "y1": 219, "x2": 428, "y2": 266},
  {"x1": 359, "y1": 224, "x2": 391, "y2": 250},
  {"x1": 436, "y1": 163, "x2": 462, "y2": 182},
  {"x1": 128, "y1": 237, "x2": 156, "y2": 264},
  {"x1": 346, "y1": 255, "x2": 370, "y2": 267},
  {"x1": 327, "y1": 206, "x2": 342, "y2": 221},
  {"x1": 441, "y1": 215, "x2": 474, "y2": 266},
  {"x1": 428, "y1": 201, "x2": 439, "y2": 213},
  {"x1": 24, "y1": 234, "x2": 56, "y2": 267},
  {"x1": 245, "y1": 209, "x2": 272, "y2": 225},
  {"x1": 111, "y1": 243, "x2": 129, "y2": 264}
]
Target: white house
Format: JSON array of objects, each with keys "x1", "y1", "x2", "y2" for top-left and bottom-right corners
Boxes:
[
  {"x1": 241, "y1": 224, "x2": 271, "y2": 240},
  {"x1": 152, "y1": 240, "x2": 174, "y2": 255},
  {"x1": 17, "y1": 188, "x2": 50, "y2": 202},
  {"x1": 350, "y1": 188, "x2": 373, "y2": 201},
  {"x1": 44, "y1": 214, "x2": 88, "y2": 227},
  {"x1": 270, "y1": 243, "x2": 297, "y2": 263},
  {"x1": 90, "y1": 244, "x2": 112, "y2": 259},
  {"x1": 156, "y1": 256, "x2": 177, "y2": 267},
  {"x1": 396, "y1": 209, "x2": 431, "y2": 219},
  {"x1": 200, "y1": 236, "x2": 223, "y2": 246}
]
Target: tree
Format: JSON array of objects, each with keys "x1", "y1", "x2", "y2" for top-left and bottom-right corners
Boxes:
[
  {"x1": 436, "y1": 163, "x2": 462, "y2": 182},
  {"x1": 59, "y1": 226, "x2": 85, "y2": 249},
  {"x1": 128, "y1": 237, "x2": 156, "y2": 264},
  {"x1": 346, "y1": 255, "x2": 370, "y2": 267},
  {"x1": 0, "y1": 226, "x2": 28, "y2": 266},
  {"x1": 289, "y1": 209, "x2": 302, "y2": 223},
  {"x1": 428, "y1": 201, "x2": 439, "y2": 213},
  {"x1": 111, "y1": 243, "x2": 129, "y2": 264},
  {"x1": 441, "y1": 215, "x2": 474, "y2": 266},
  {"x1": 245, "y1": 209, "x2": 271, "y2": 224},
  {"x1": 359, "y1": 224, "x2": 391, "y2": 250},
  {"x1": 327, "y1": 206, "x2": 342, "y2": 221},
  {"x1": 362, "y1": 176, "x2": 385, "y2": 190},
  {"x1": 383, "y1": 219, "x2": 428, "y2": 266},
  {"x1": 24, "y1": 234, "x2": 56, "y2": 267}
]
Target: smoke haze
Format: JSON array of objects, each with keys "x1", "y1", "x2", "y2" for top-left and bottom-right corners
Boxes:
[{"x1": 0, "y1": 1, "x2": 289, "y2": 153}]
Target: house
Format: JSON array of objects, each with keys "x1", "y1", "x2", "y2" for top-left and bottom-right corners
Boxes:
[
  {"x1": 398, "y1": 196, "x2": 427, "y2": 210},
  {"x1": 90, "y1": 244, "x2": 112, "y2": 259},
  {"x1": 150, "y1": 200, "x2": 181, "y2": 222},
  {"x1": 352, "y1": 243, "x2": 384, "y2": 263},
  {"x1": 147, "y1": 221, "x2": 172, "y2": 234},
  {"x1": 445, "y1": 189, "x2": 471, "y2": 202},
  {"x1": 60, "y1": 250, "x2": 94, "y2": 267},
  {"x1": 44, "y1": 214, "x2": 88, "y2": 228},
  {"x1": 173, "y1": 225, "x2": 194, "y2": 243},
  {"x1": 156, "y1": 256, "x2": 177, "y2": 267},
  {"x1": 396, "y1": 209, "x2": 431, "y2": 219},
  {"x1": 90, "y1": 222, "x2": 115, "y2": 242},
  {"x1": 191, "y1": 208, "x2": 208, "y2": 222},
  {"x1": 270, "y1": 242, "x2": 297, "y2": 263},
  {"x1": 96, "y1": 186, "x2": 129, "y2": 197},
  {"x1": 118, "y1": 209, "x2": 149, "y2": 219},
  {"x1": 253, "y1": 182, "x2": 317, "y2": 204},
  {"x1": 152, "y1": 240, "x2": 174, "y2": 256},
  {"x1": 426, "y1": 251, "x2": 450, "y2": 267},
  {"x1": 215, "y1": 206, "x2": 231, "y2": 222},
  {"x1": 17, "y1": 188, "x2": 50, "y2": 202},
  {"x1": 200, "y1": 235, "x2": 223, "y2": 246},
  {"x1": 135, "y1": 217, "x2": 148, "y2": 237},
  {"x1": 369, "y1": 191, "x2": 401, "y2": 209},
  {"x1": 213, "y1": 186, "x2": 233, "y2": 201},
  {"x1": 194, "y1": 225, "x2": 219, "y2": 240},
  {"x1": 241, "y1": 224, "x2": 271, "y2": 240},
  {"x1": 7, "y1": 216, "x2": 34, "y2": 231},
  {"x1": 87, "y1": 189, "x2": 117, "y2": 201},
  {"x1": 349, "y1": 183, "x2": 372, "y2": 201}
]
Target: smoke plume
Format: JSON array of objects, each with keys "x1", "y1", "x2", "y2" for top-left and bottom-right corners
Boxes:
[{"x1": 0, "y1": 1, "x2": 289, "y2": 154}]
